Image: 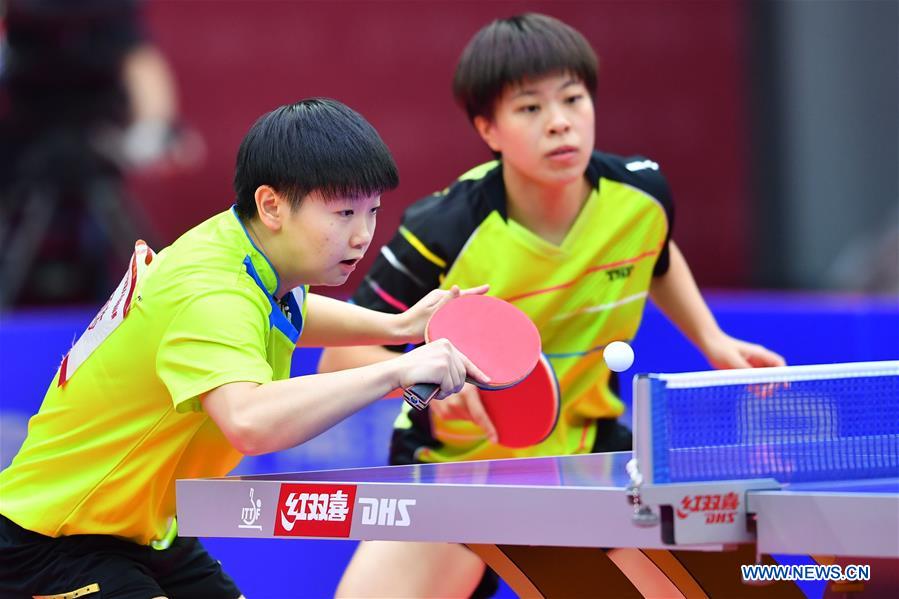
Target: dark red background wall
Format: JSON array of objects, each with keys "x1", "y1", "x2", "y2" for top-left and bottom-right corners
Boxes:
[{"x1": 131, "y1": 0, "x2": 750, "y2": 296}]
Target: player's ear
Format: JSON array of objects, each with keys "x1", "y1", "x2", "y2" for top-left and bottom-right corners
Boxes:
[
  {"x1": 474, "y1": 116, "x2": 501, "y2": 153},
  {"x1": 253, "y1": 185, "x2": 284, "y2": 231}
]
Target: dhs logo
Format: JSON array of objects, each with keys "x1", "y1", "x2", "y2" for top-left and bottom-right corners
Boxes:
[
  {"x1": 676, "y1": 492, "x2": 739, "y2": 524},
  {"x1": 358, "y1": 497, "x2": 416, "y2": 527},
  {"x1": 274, "y1": 484, "x2": 357, "y2": 538}
]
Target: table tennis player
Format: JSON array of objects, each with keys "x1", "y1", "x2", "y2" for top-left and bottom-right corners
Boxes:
[
  {"x1": 0, "y1": 98, "x2": 491, "y2": 597},
  {"x1": 320, "y1": 14, "x2": 786, "y2": 599}
]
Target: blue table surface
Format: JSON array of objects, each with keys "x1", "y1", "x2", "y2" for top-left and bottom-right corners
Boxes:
[
  {"x1": 234, "y1": 452, "x2": 635, "y2": 488},
  {"x1": 230, "y1": 452, "x2": 899, "y2": 495}
]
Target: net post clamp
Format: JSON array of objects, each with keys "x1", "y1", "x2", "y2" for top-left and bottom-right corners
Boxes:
[{"x1": 637, "y1": 479, "x2": 781, "y2": 547}]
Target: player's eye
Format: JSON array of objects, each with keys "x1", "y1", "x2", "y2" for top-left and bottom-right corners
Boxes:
[
  {"x1": 338, "y1": 209, "x2": 354, "y2": 217},
  {"x1": 370, "y1": 206, "x2": 380, "y2": 215},
  {"x1": 565, "y1": 94, "x2": 584, "y2": 104},
  {"x1": 517, "y1": 104, "x2": 540, "y2": 114}
]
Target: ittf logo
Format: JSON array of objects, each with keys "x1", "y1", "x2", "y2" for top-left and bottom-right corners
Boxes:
[{"x1": 274, "y1": 484, "x2": 357, "y2": 537}]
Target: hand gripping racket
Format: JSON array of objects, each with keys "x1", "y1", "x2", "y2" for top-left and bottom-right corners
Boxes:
[{"x1": 402, "y1": 295, "x2": 541, "y2": 410}]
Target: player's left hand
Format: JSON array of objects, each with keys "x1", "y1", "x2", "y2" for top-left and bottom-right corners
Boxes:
[
  {"x1": 703, "y1": 333, "x2": 786, "y2": 369},
  {"x1": 397, "y1": 284, "x2": 490, "y2": 344},
  {"x1": 429, "y1": 383, "x2": 498, "y2": 443}
]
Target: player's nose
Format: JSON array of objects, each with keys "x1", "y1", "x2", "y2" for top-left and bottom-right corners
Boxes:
[
  {"x1": 350, "y1": 221, "x2": 373, "y2": 249},
  {"x1": 547, "y1": 105, "x2": 571, "y2": 135}
]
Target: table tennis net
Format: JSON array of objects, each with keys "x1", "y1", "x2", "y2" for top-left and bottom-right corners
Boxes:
[{"x1": 643, "y1": 361, "x2": 899, "y2": 484}]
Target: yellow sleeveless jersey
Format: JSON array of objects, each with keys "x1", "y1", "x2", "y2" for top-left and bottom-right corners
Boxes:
[
  {"x1": 353, "y1": 152, "x2": 672, "y2": 461},
  {"x1": 0, "y1": 208, "x2": 307, "y2": 544}
]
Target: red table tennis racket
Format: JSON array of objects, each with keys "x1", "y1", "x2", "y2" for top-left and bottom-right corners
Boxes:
[
  {"x1": 402, "y1": 294, "x2": 541, "y2": 410},
  {"x1": 480, "y1": 353, "x2": 560, "y2": 448}
]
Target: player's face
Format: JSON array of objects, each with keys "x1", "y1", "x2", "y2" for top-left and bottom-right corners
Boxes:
[
  {"x1": 477, "y1": 73, "x2": 595, "y2": 188},
  {"x1": 284, "y1": 192, "x2": 380, "y2": 286}
]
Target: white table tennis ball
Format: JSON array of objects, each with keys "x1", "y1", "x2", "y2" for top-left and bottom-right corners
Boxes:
[{"x1": 603, "y1": 341, "x2": 634, "y2": 372}]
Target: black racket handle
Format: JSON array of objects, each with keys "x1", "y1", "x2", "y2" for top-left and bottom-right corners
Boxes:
[{"x1": 402, "y1": 383, "x2": 439, "y2": 410}]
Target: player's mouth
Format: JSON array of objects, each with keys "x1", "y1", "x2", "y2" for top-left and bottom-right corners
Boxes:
[
  {"x1": 339, "y1": 258, "x2": 360, "y2": 273},
  {"x1": 546, "y1": 145, "x2": 579, "y2": 162}
]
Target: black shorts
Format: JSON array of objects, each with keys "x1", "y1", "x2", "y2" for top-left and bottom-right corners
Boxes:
[
  {"x1": 0, "y1": 514, "x2": 241, "y2": 599},
  {"x1": 388, "y1": 418, "x2": 633, "y2": 599}
]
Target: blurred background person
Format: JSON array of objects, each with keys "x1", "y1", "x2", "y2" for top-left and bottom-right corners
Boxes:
[{"x1": 0, "y1": 0, "x2": 202, "y2": 307}]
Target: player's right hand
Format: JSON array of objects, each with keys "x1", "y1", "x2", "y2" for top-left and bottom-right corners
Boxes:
[
  {"x1": 397, "y1": 339, "x2": 490, "y2": 400},
  {"x1": 428, "y1": 383, "x2": 498, "y2": 443}
]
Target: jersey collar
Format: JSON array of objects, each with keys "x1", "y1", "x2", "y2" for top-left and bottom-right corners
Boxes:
[
  {"x1": 230, "y1": 205, "x2": 282, "y2": 298},
  {"x1": 487, "y1": 155, "x2": 603, "y2": 221},
  {"x1": 584, "y1": 151, "x2": 604, "y2": 191}
]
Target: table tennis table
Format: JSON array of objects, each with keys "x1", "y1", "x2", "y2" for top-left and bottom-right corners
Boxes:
[{"x1": 178, "y1": 361, "x2": 899, "y2": 597}]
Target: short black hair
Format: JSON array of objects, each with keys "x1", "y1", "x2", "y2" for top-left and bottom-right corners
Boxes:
[
  {"x1": 453, "y1": 13, "x2": 598, "y2": 122},
  {"x1": 234, "y1": 98, "x2": 399, "y2": 219}
]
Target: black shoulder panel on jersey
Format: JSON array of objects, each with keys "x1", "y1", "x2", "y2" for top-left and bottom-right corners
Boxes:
[
  {"x1": 401, "y1": 164, "x2": 507, "y2": 265},
  {"x1": 352, "y1": 162, "x2": 507, "y2": 319}
]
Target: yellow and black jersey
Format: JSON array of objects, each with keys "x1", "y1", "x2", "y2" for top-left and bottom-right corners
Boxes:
[{"x1": 354, "y1": 151, "x2": 673, "y2": 461}]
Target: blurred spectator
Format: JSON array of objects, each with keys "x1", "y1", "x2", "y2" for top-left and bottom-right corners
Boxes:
[
  {"x1": 828, "y1": 215, "x2": 899, "y2": 295},
  {"x1": 0, "y1": 0, "x2": 202, "y2": 307}
]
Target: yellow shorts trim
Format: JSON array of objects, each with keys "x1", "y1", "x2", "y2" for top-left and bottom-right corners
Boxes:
[{"x1": 33, "y1": 583, "x2": 100, "y2": 599}]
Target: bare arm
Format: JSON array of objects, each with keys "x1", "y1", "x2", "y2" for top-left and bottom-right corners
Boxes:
[
  {"x1": 649, "y1": 241, "x2": 723, "y2": 350},
  {"x1": 122, "y1": 44, "x2": 178, "y2": 124},
  {"x1": 318, "y1": 344, "x2": 400, "y2": 372},
  {"x1": 317, "y1": 344, "x2": 407, "y2": 402},
  {"x1": 299, "y1": 294, "x2": 414, "y2": 348},
  {"x1": 116, "y1": 44, "x2": 185, "y2": 167},
  {"x1": 318, "y1": 342, "x2": 501, "y2": 442},
  {"x1": 301, "y1": 285, "x2": 489, "y2": 349},
  {"x1": 204, "y1": 340, "x2": 488, "y2": 456},
  {"x1": 650, "y1": 241, "x2": 784, "y2": 368}
]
